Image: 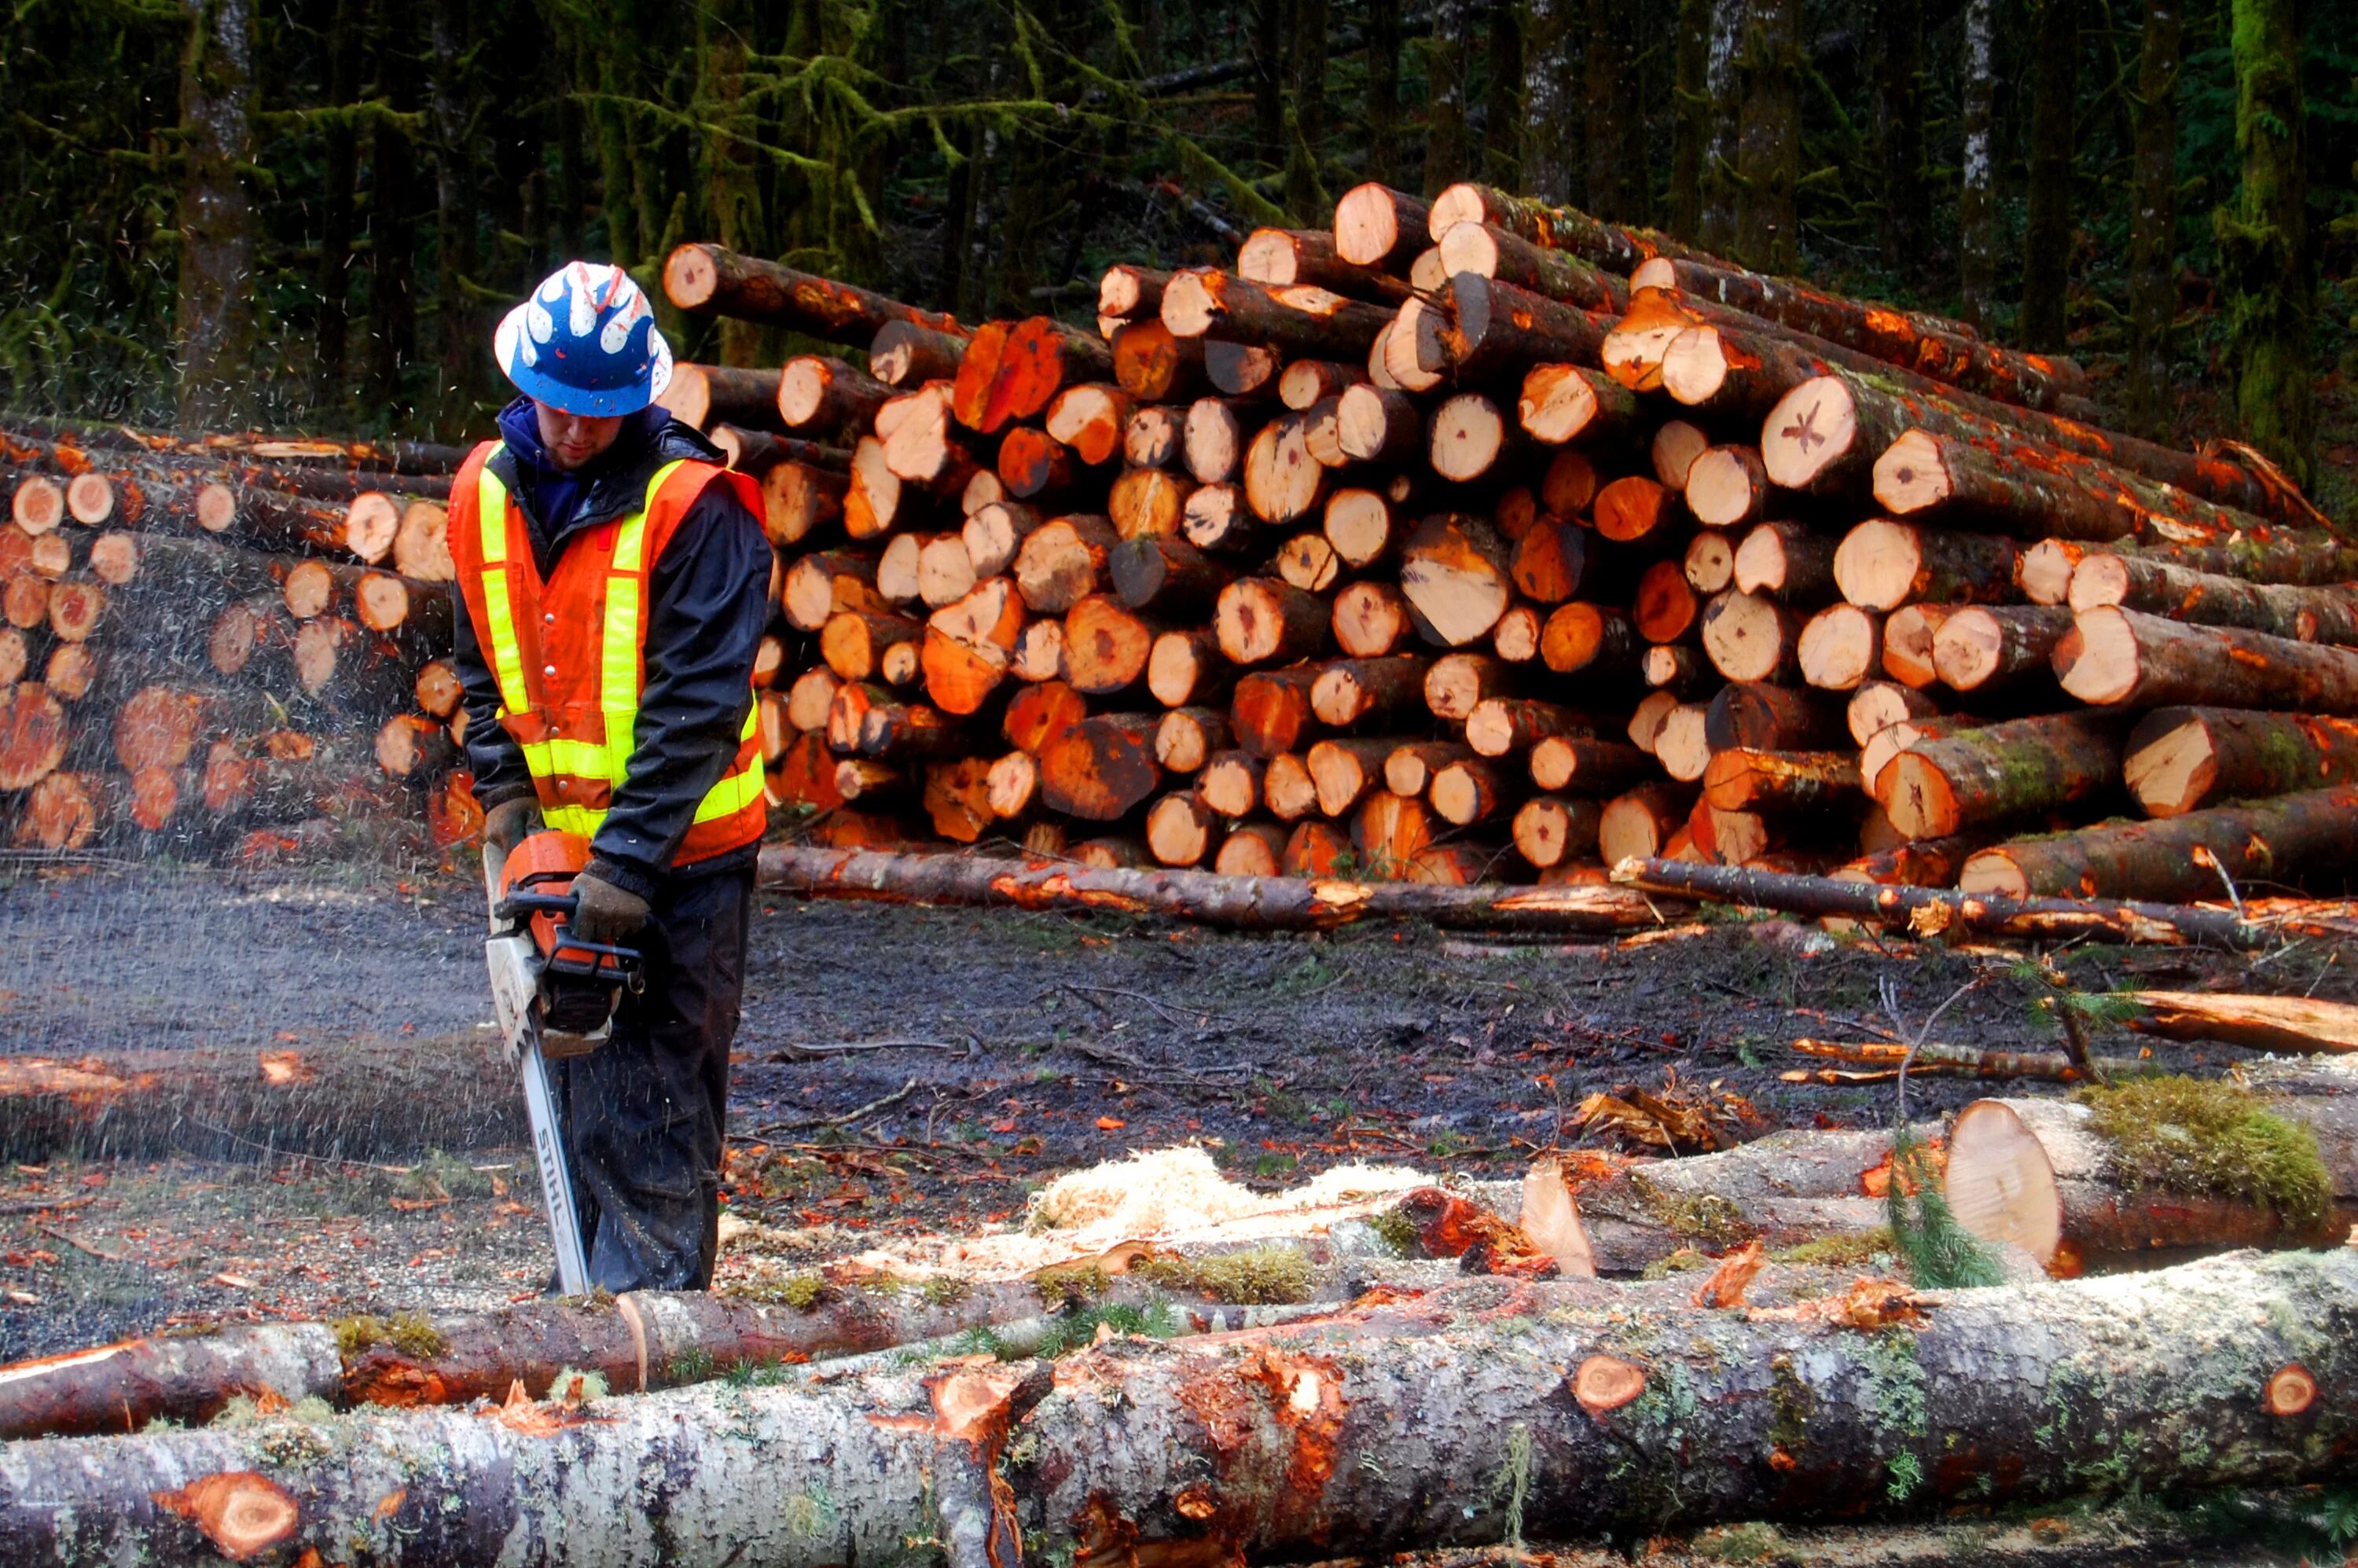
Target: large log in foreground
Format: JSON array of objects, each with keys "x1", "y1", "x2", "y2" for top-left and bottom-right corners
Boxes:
[
  {"x1": 6, "y1": 1251, "x2": 2357, "y2": 1564},
  {"x1": 758, "y1": 845, "x2": 1675, "y2": 934},
  {"x1": 1611, "y1": 857, "x2": 2266, "y2": 948}
]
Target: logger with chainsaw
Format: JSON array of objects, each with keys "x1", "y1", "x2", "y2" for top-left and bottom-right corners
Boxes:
[{"x1": 450, "y1": 261, "x2": 769, "y2": 1294}]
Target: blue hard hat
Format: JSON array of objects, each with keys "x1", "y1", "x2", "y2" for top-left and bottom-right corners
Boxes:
[{"x1": 494, "y1": 262, "x2": 674, "y2": 417}]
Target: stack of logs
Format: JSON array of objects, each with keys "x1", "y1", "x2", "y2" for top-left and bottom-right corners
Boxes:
[
  {"x1": 663, "y1": 181, "x2": 2358, "y2": 905},
  {"x1": 0, "y1": 421, "x2": 476, "y2": 856}
]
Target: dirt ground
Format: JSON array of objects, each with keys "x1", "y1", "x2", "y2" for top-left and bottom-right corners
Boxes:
[
  {"x1": 4, "y1": 853, "x2": 2346, "y2": 1368},
  {"x1": 3, "y1": 855, "x2": 2356, "y2": 1562}
]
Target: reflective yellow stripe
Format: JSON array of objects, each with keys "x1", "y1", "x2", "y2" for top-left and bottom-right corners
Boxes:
[
  {"x1": 599, "y1": 461, "x2": 688, "y2": 785},
  {"x1": 692, "y1": 755, "x2": 766, "y2": 824},
  {"x1": 475, "y1": 456, "x2": 532, "y2": 718}
]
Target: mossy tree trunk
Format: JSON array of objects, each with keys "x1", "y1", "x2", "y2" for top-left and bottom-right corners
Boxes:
[
  {"x1": 311, "y1": 0, "x2": 366, "y2": 414},
  {"x1": 1521, "y1": 0, "x2": 1575, "y2": 204},
  {"x1": 2217, "y1": 0, "x2": 2314, "y2": 489},
  {"x1": 1697, "y1": 0, "x2": 1744, "y2": 251},
  {"x1": 1871, "y1": 0, "x2": 1925, "y2": 281},
  {"x1": 1669, "y1": 0, "x2": 1710, "y2": 237},
  {"x1": 428, "y1": 0, "x2": 479, "y2": 422},
  {"x1": 2124, "y1": 0, "x2": 2184, "y2": 438},
  {"x1": 1423, "y1": 0, "x2": 1477, "y2": 196},
  {"x1": 1584, "y1": 0, "x2": 1627, "y2": 218},
  {"x1": 1482, "y1": 0, "x2": 1522, "y2": 192},
  {"x1": 1366, "y1": 0, "x2": 1403, "y2": 187},
  {"x1": 1957, "y1": 0, "x2": 1997, "y2": 334},
  {"x1": 2018, "y1": 0, "x2": 2077, "y2": 353},
  {"x1": 174, "y1": 0, "x2": 258, "y2": 429},
  {"x1": 364, "y1": 28, "x2": 420, "y2": 420},
  {"x1": 1732, "y1": 0, "x2": 1799, "y2": 272},
  {"x1": 700, "y1": 0, "x2": 772, "y2": 368},
  {"x1": 1252, "y1": 0, "x2": 1291, "y2": 163},
  {"x1": 1284, "y1": 0, "x2": 1333, "y2": 219}
]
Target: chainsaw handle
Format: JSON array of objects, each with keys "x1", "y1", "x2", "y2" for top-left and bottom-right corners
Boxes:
[
  {"x1": 498, "y1": 890, "x2": 648, "y2": 993},
  {"x1": 481, "y1": 839, "x2": 510, "y2": 935}
]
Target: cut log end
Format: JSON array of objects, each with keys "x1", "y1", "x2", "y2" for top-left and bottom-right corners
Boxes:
[
  {"x1": 2267, "y1": 1363, "x2": 2319, "y2": 1418},
  {"x1": 1944, "y1": 1099, "x2": 2064, "y2": 1271},
  {"x1": 1761, "y1": 376, "x2": 1860, "y2": 490},
  {"x1": 662, "y1": 244, "x2": 720, "y2": 310},
  {"x1": 1871, "y1": 428, "x2": 1954, "y2": 513},
  {"x1": 1574, "y1": 1354, "x2": 1647, "y2": 1416}
]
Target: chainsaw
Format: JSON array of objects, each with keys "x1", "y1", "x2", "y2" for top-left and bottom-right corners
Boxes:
[{"x1": 481, "y1": 829, "x2": 645, "y2": 1296}]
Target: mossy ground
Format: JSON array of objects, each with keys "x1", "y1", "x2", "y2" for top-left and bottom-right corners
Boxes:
[{"x1": 1133, "y1": 1243, "x2": 1315, "y2": 1305}]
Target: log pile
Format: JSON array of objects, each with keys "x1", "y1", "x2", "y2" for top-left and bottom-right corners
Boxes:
[
  {"x1": 0, "y1": 419, "x2": 471, "y2": 857},
  {"x1": 656, "y1": 186, "x2": 2358, "y2": 909}
]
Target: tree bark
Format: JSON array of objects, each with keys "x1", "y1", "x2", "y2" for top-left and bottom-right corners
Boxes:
[
  {"x1": 174, "y1": 0, "x2": 259, "y2": 428},
  {"x1": 2123, "y1": 990, "x2": 2358, "y2": 1055},
  {"x1": 1698, "y1": 0, "x2": 1745, "y2": 251},
  {"x1": 1633, "y1": 258, "x2": 2088, "y2": 410},
  {"x1": 1521, "y1": 0, "x2": 1577, "y2": 204},
  {"x1": 1732, "y1": 0, "x2": 1799, "y2": 272},
  {"x1": 1482, "y1": 0, "x2": 1523, "y2": 192},
  {"x1": 16, "y1": 1251, "x2": 2358, "y2": 1559},
  {"x1": 2019, "y1": 0, "x2": 2077, "y2": 354},
  {"x1": 2125, "y1": 0, "x2": 2184, "y2": 437},
  {"x1": 1366, "y1": 0, "x2": 1402, "y2": 185},
  {"x1": 1957, "y1": 0, "x2": 1998, "y2": 334},
  {"x1": 2218, "y1": 0, "x2": 2313, "y2": 487},
  {"x1": 1871, "y1": 0, "x2": 1926, "y2": 281},
  {"x1": 2069, "y1": 554, "x2": 2358, "y2": 645},
  {"x1": 311, "y1": 0, "x2": 367, "y2": 412},
  {"x1": 1423, "y1": 0, "x2": 1477, "y2": 196},
  {"x1": 1669, "y1": 0, "x2": 1710, "y2": 238}
]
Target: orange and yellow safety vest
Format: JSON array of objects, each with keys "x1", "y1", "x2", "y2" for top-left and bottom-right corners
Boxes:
[{"x1": 448, "y1": 441, "x2": 766, "y2": 865}]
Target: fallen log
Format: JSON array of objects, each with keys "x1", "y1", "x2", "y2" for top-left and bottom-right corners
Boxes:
[
  {"x1": 1761, "y1": 371, "x2": 2319, "y2": 527},
  {"x1": 1947, "y1": 1070, "x2": 2358, "y2": 1275},
  {"x1": 2056, "y1": 608, "x2": 2358, "y2": 713},
  {"x1": 1878, "y1": 711, "x2": 2128, "y2": 840},
  {"x1": 1610, "y1": 856, "x2": 2266, "y2": 947},
  {"x1": 1161, "y1": 270, "x2": 1394, "y2": 358},
  {"x1": 758, "y1": 845, "x2": 1677, "y2": 933},
  {"x1": 2067, "y1": 552, "x2": 2358, "y2": 645},
  {"x1": 1628, "y1": 254, "x2": 2088, "y2": 409},
  {"x1": 1784, "y1": 1038, "x2": 2139, "y2": 1082},
  {"x1": 13, "y1": 1250, "x2": 2356, "y2": 1562},
  {"x1": 2120, "y1": 707, "x2": 2358, "y2": 817},
  {"x1": 663, "y1": 244, "x2": 962, "y2": 344},
  {"x1": 2121, "y1": 990, "x2": 2358, "y2": 1055},
  {"x1": 1958, "y1": 785, "x2": 2358, "y2": 901}
]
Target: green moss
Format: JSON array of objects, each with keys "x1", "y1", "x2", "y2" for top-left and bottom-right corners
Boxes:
[
  {"x1": 1367, "y1": 1208, "x2": 1420, "y2": 1257},
  {"x1": 2076, "y1": 1075, "x2": 2333, "y2": 1231},
  {"x1": 1030, "y1": 1262, "x2": 1111, "y2": 1307},
  {"x1": 1630, "y1": 1174, "x2": 1754, "y2": 1247},
  {"x1": 1136, "y1": 1244, "x2": 1315, "y2": 1305},
  {"x1": 332, "y1": 1311, "x2": 446, "y2": 1360},
  {"x1": 1640, "y1": 1247, "x2": 1715, "y2": 1280},
  {"x1": 548, "y1": 1366, "x2": 609, "y2": 1401},
  {"x1": 1693, "y1": 1522, "x2": 1785, "y2": 1562},
  {"x1": 393, "y1": 1148, "x2": 490, "y2": 1203},
  {"x1": 923, "y1": 1274, "x2": 972, "y2": 1308},
  {"x1": 1772, "y1": 1228, "x2": 1895, "y2": 1267},
  {"x1": 666, "y1": 1347, "x2": 717, "y2": 1385}
]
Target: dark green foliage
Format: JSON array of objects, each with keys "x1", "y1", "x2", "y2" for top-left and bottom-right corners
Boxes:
[{"x1": 0, "y1": 0, "x2": 2353, "y2": 486}]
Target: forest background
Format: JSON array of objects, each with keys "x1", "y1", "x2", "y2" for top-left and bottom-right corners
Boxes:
[{"x1": 2, "y1": 0, "x2": 2354, "y2": 509}]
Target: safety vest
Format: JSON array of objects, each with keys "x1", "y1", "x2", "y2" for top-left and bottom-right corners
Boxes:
[{"x1": 448, "y1": 441, "x2": 766, "y2": 865}]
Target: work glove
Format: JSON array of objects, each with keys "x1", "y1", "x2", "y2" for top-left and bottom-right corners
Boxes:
[
  {"x1": 482, "y1": 797, "x2": 538, "y2": 857},
  {"x1": 568, "y1": 870, "x2": 651, "y2": 946}
]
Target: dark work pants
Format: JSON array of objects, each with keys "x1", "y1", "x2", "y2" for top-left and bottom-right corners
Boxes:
[{"x1": 554, "y1": 867, "x2": 751, "y2": 1292}]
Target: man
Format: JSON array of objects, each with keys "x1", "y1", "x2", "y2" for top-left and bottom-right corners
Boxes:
[{"x1": 448, "y1": 261, "x2": 769, "y2": 1291}]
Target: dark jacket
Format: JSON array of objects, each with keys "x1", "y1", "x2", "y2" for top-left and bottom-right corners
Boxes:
[{"x1": 452, "y1": 398, "x2": 771, "y2": 900}]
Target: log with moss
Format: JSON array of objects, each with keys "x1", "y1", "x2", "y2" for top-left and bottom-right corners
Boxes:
[
  {"x1": 9, "y1": 1250, "x2": 2358, "y2": 1562},
  {"x1": 1947, "y1": 1068, "x2": 2358, "y2": 1275},
  {"x1": 2055, "y1": 608, "x2": 2358, "y2": 713}
]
